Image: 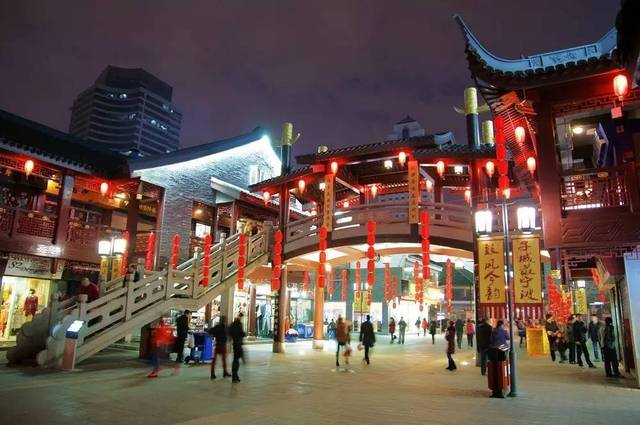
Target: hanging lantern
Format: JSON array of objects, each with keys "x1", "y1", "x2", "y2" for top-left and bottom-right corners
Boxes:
[
  {"x1": 366, "y1": 219, "x2": 376, "y2": 287},
  {"x1": 370, "y1": 184, "x2": 378, "y2": 198},
  {"x1": 272, "y1": 230, "x2": 283, "y2": 291},
  {"x1": 202, "y1": 233, "x2": 212, "y2": 287},
  {"x1": 263, "y1": 191, "x2": 271, "y2": 206},
  {"x1": 341, "y1": 270, "x2": 347, "y2": 302},
  {"x1": 330, "y1": 161, "x2": 339, "y2": 174},
  {"x1": 384, "y1": 263, "x2": 391, "y2": 303},
  {"x1": 145, "y1": 232, "x2": 156, "y2": 270},
  {"x1": 425, "y1": 179, "x2": 433, "y2": 193},
  {"x1": 514, "y1": 126, "x2": 526, "y2": 144},
  {"x1": 613, "y1": 74, "x2": 629, "y2": 99},
  {"x1": 392, "y1": 276, "x2": 398, "y2": 309},
  {"x1": 298, "y1": 179, "x2": 306, "y2": 194},
  {"x1": 398, "y1": 151, "x2": 407, "y2": 167},
  {"x1": 527, "y1": 156, "x2": 536, "y2": 175},
  {"x1": 343, "y1": 200, "x2": 349, "y2": 208},
  {"x1": 420, "y1": 210, "x2": 430, "y2": 280},
  {"x1": 355, "y1": 260, "x2": 361, "y2": 289},
  {"x1": 171, "y1": 234, "x2": 181, "y2": 270},
  {"x1": 503, "y1": 187, "x2": 511, "y2": 199},
  {"x1": 328, "y1": 271, "x2": 335, "y2": 298},
  {"x1": 100, "y1": 181, "x2": 109, "y2": 196},
  {"x1": 237, "y1": 233, "x2": 246, "y2": 290},
  {"x1": 464, "y1": 189, "x2": 471, "y2": 206},
  {"x1": 24, "y1": 159, "x2": 34, "y2": 177},
  {"x1": 485, "y1": 160, "x2": 495, "y2": 178},
  {"x1": 436, "y1": 161, "x2": 445, "y2": 178}
]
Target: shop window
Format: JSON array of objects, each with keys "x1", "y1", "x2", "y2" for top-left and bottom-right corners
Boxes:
[
  {"x1": 1, "y1": 276, "x2": 52, "y2": 341},
  {"x1": 194, "y1": 222, "x2": 211, "y2": 239}
]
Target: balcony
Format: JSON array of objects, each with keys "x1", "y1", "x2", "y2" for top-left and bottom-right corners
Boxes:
[
  {"x1": 560, "y1": 166, "x2": 630, "y2": 212},
  {"x1": 0, "y1": 206, "x2": 123, "y2": 262}
]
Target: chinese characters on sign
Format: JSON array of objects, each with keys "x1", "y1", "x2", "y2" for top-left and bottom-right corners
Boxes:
[
  {"x1": 512, "y1": 236, "x2": 542, "y2": 304},
  {"x1": 407, "y1": 160, "x2": 420, "y2": 224},
  {"x1": 323, "y1": 174, "x2": 334, "y2": 232},
  {"x1": 478, "y1": 237, "x2": 506, "y2": 303}
]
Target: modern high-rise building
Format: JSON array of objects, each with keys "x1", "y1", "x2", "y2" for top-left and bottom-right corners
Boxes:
[{"x1": 70, "y1": 65, "x2": 182, "y2": 156}]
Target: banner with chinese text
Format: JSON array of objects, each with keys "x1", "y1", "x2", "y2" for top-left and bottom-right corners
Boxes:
[
  {"x1": 353, "y1": 290, "x2": 371, "y2": 313},
  {"x1": 407, "y1": 160, "x2": 420, "y2": 224},
  {"x1": 478, "y1": 237, "x2": 506, "y2": 304},
  {"x1": 512, "y1": 236, "x2": 542, "y2": 304},
  {"x1": 323, "y1": 174, "x2": 334, "y2": 232}
]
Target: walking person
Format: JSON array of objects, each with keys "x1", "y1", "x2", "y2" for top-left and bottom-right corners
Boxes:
[
  {"x1": 388, "y1": 317, "x2": 396, "y2": 344},
  {"x1": 476, "y1": 317, "x2": 492, "y2": 376},
  {"x1": 148, "y1": 318, "x2": 176, "y2": 378},
  {"x1": 429, "y1": 319, "x2": 437, "y2": 344},
  {"x1": 588, "y1": 314, "x2": 603, "y2": 362},
  {"x1": 601, "y1": 317, "x2": 621, "y2": 378},
  {"x1": 359, "y1": 314, "x2": 376, "y2": 365},
  {"x1": 422, "y1": 318, "x2": 429, "y2": 337},
  {"x1": 398, "y1": 317, "x2": 407, "y2": 344},
  {"x1": 465, "y1": 319, "x2": 475, "y2": 348},
  {"x1": 544, "y1": 313, "x2": 560, "y2": 361},
  {"x1": 175, "y1": 310, "x2": 191, "y2": 363},
  {"x1": 415, "y1": 318, "x2": 421, "y2": 336},
  {"x1": 208, "y1": 316, "x2": 231, "y2": 379},
  {"x1": 516, "y1": 318, "x2": 526, "y2": 348},
  {"x1": 566, "y1": 315, "x2": 576, "y2": 364},
  {"x1": 445, "y1": 321, "x2": 457, "y2": 371},
  {"x1": 228, "y1": 313, "x2": 246, "y2": 383},
  {"x1": 335, "y1": 316, "x2": 349, "y2": 367},
  {"x1": 455, "y1": 316, "x2": 465, "y2": 349},
  {"x1": 573, "y1": 314, "x2": 595, "y2": 368}
]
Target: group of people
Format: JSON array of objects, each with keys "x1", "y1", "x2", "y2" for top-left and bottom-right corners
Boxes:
[
  {"x1": 148, "y1": 310, "x2": 247, "y2": 383},
  {"x1": 334, "y1": 315, "x2": 376, "y2": 368},
  {"x1": 544, "y1": 313, "x2": 621, "y2": 377},
  {"x1": 447, "y1": 317, "x2": 508, "y2": 373}
]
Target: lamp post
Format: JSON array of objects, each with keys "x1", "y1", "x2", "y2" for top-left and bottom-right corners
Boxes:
[
  {"x1": 475, "y1": 201, "x2": 536, "y2": 398},
  {"x1": 98, "y1": 235, "x2": 127, "y2": 281}
]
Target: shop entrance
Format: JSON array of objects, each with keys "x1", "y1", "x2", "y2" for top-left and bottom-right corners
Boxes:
[{"x1": 1, "y1": 276, "x2": 52, "y2": 342}]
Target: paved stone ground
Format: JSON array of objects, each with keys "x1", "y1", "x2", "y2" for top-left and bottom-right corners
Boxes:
[{"x1": 0, "y1": 334, "x2": 638, "y2": 425}]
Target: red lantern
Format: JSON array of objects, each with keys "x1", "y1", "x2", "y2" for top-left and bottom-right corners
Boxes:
[
  {"x1": 263, "y1": 191, "x2": 270, "y2": 205},
  {"x1": 237, "y1": 233, "x2": 246, "y2": 290},
  {"x1": 599, "y1": 291, "x2": 606, "y2": 303},
  {"x1": 436, "y1": 161, "x2": 445, "y2": 178},
  {"x1": 366, "y1": 219, "x2": 376, "y2": 287},
  {"x1": 341, "y1": 270, "x2": 347, "y2": 302},
  {"x1": 355, "y1": 260, "x2": 361, "y2": 289},
  {"x1": 272, "y1": 230, "x2": 283, "y2": 291},
  {"x1": 527, "y1": 156, "x2": 536, "y2": 175},
  {"x1": 613, "y1": 74, "x2": 629, "y2": 99},
  {"x1": 485, "y1": 161, "x2": 495, "y2": 178},
  {"x1": 298, "y1": 179, "x2": 306, "y2": 194},
  {"x1": 420, "y1": 210, "x2": 430, "y2": 279},
  {"x1": 514, "y1": 126, "x2": 526, "y2": 144},
  {"x1": 202, "y1": 233, "x2": 212, "y2": 287},
  {"x1": 398, "y1": 151, "x2": 407, "y2": 167},
  {"x1": 384, "y1": 263, "x2": 391, "y2": 303},
  {"x1": 497, "y1": 159, "x2": 508, "y2": 176},
  {"x1": 100, "y1": 181, "x2": 109, "y2": 196},
  {"x1": 370, "y1": 184, "x2": 378, "y2": 198},
  {"x1": 464, "y1": 189, "x2": 471, "y2": 206},
  {"x1": 425, "y1": 179, "x2": 433, "y2": 193},
  {"x1": 171, "y1": 234, "x2": 181, "y2": 270},
  {"x1": 330, "y1": 161, "x2": 338, "y2": 174},
  {"x1": 24, "y1": 159, "x2": 34, "y2": 177},
  {"x1": 145, "y1": 232, "x2": 156, "y2": 270}
]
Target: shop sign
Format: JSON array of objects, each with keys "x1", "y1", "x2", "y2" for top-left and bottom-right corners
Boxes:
[
  {"x1": 323, "y1": 174, "x2": 335, "y2": 232},
  {"x1": 574, "y1": 288, "x2": 588, "y2": 314},
  {"x1": 353, "y1": 290, "x2": 370, "y2": 313},
  {"x1": 407, "y1": 160, "x2": 420, "y2": 224},
  {"x1": 99, "y1": 257, "x2": 109, "y2": 282},
  {"x1": 477, "y1": 237, "x2": 506, "y2": 303},
  {"x1": 4, "y1": 254, "x2": 63, "y2": 279},
  {"x1": 512, "y1": 235, "x2": 542, "y2": 304}
]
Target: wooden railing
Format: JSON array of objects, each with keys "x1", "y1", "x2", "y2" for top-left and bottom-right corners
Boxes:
[
  {"x1": 0, "y1": 206, "x2": 56, "y2": 239},
  {"x1": 560, "y1": 167, "x2": 629, "y2": 211}
]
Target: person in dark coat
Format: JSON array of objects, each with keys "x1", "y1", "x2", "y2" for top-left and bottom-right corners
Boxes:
[
  {"x1": 476, "y1": 318, "x2": 492, "y2": 376},
  {"x1": 445, "y1": 321, "x2": 457, "y2": 371},
  {"x1": 490, "y1": 320, "x2": 510, "y2": 348},
  {"x1": 228, "y1": 313, "x2": 246, "y2": 383},
  {"x1": 429, "y1": 319, "x2": 437, "y2": 344},
  {"x1": 601, "y1": 317, "x2": 621, "y2": 377},
  {"x1": 388, "y1": 318, "x2": 396, "y2": 344},
  {"x1": 455, "y1": 317, "x2": 465, "y2": 349},
  {"x1": 397, "y1": 317, "x2": 407, "y2": 344},
  {"x1": 544, "y1": 313, "x2": 561, "y2": 362},
  {"x1": 359, "y1": 315, "x2": 376, "y2": 365},
  {"x1": 588, "y1": 314, "x2": 603, "y2": 362},
  {"x1": 175, "y1": 310, "x2": 191, "y2": 363},
  {"x1": 208, "y1": 316, "x2": 231, "y2": 379},
  {"x1": 573, "y1": 314, "x2": 595, "y2": 368}
]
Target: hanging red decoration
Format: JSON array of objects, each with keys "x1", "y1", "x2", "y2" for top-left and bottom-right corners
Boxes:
[
  {"x1": 328, "y1": 270, "x2": 335, "y2": 298},
  {"x1": 272, "y1": 230, "x2": 283, "y2": 291},
  {"x1": 613, "y1": 74, "x2": 629, "y2": 99},
  {"x1": 263, "y1": 191, "x2": 270, "y2": 205},
  {"x1": 341, "y1": 269, "x2": 347, "y2": 302},
  {"x1": 445, "y1": 258, "x2": 453, "y2": 314},
  {"x1": 392, "y1": 276, "x2": 398, "y2": 309},
  {"x1": 398, "y1": 151, "x2": 407, "y2": 167},
  {"x1": 202, "y1": 233, "x2": 212, "y2": 287},
  {"x1": 436, "y1": 161, "x2": 445, "y2": 178},
  {"x1": 464, "y1": 189, "x2": 471, "y2": 206},
  {"x1": 425, "y1": 179, "x2": 433, "y2": 193},
  {"x1": 298, "y1": 179, "x2": 306, "y2": 194},
  {"x1": 485, "y1": 160, "x2": 495, "y2": 178},
  {"x1": 145, "y1": 232, "x2": 156, "y2": 270},
  {"x1": 303, "y1": 270, "x2": 309, "y2": 292},
  {"x1": 494, "y1": 116, "x2": 510, "y2": 199},
  {"x1": 24, "y1": 159, "x2": 34, "y2": 177},
  {"x1": 120, "y1": 231, "x2": 130, "y2": 276},
  {"x1": 420, "y1": 210, "x2": 430, "y2": 280},
  {"x1": 237, "y1": 233, "x2": 246, "y2": 290},
  {"x1": 599, "y1": 291, "x2": 606, "y2": 303},
  {"x1": 355, "y1": 260, "x2": 361, "y2": 290},
  {"x1": 370, "y1": 184, "x2": 378, "y2": 198},
  {"x1": 171, "y1": 234, "x2": 181, "y2": 270},
  {"x1": 330, "y1": 161, "x2": 339, "y2": 174},
  {"x1": 317, "y1": 225, "x2": 327, "y2": 288},
  {"x1": 100, "y1": 181, "x2": 109, "y2": 196},
  {"x1": 384, "y1": 263, "x2": 391, "y2": 303},
  {"x1": 514, "y1": 126, "x2": 526, "y2": 144},
  {"x1": 366, "y1": 219, "x2": 376, "y2": 287},
  {"x1": 527, "y1": 157, "x2": 536, "y2": 175}
]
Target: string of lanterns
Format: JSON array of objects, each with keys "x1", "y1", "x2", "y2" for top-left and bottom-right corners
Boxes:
[
  {"x1": 341, "y1": 269, "x2": 347, "y2": 302},
  {"x1": 202, "y1": 233, "x2": 212, "y2": 287},
  {"x1": 237, "y1": 233, "x2": 245, "y2": 290},
  {"x1": 272, "y1": 230, "x2": 283, "y2": 291},
  {"x1": 384, "y1": 262, "x2": 391, "y2": 303},
  {"x1": 171, "y1": 234, "x2": 181, "y2": 274},
  {"x1": 445, "y1": 258, "x2": 453, "y2": 314},
  {"x1": 145, "y1": 232, "x2": 156, "y2": 270},
  {"x1": 494, "y1": 116, "x2": 510, "y2": 198},
  {"x1": 366, "y1": 219, "x2": 376, "y2": 294}
]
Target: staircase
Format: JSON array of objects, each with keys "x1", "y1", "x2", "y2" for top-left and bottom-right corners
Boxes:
[{"x1": 7, "y1": 231, "x2": 269, "y2": 367}]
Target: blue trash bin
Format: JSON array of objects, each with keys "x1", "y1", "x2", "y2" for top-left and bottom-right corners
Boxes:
[{"x1": 295, "y1": 323, "x2": 306, "y2": 338}]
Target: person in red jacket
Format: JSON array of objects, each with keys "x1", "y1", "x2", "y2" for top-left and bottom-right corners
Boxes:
[
  {"x1": 148, "y1": 318, "x2": 176, "y2": 378},
  {"x1": 78, "y1": 278, "x2": 99, "y2": 302},
  {"x1": 23, "y1": 289, "x2": 39, "y2": 318}
]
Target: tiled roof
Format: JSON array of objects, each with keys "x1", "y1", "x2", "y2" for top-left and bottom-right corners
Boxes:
[
  {"x1": 414, "y1": 143, "x2": 495, "y2": 159},
  {"x1": 248, "y1": 166, "x2": 313, "y2": 192},
  {"x1": 0, "y1": 108, "x2": 130, "y2": 178},
  {"x1": 396, "y1": 115, "x2": 416, "y2": 125},
  {"x1": 454, "y1": 15, "x2": 619, "y2": 90},
  {"x1": 295, "y1": 132, "x2": 455, "y2": 164}
]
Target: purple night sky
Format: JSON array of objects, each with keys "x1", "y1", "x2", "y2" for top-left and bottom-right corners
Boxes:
[{"x1": 0, "y1": 1, "x2": 616, "y2": 155}]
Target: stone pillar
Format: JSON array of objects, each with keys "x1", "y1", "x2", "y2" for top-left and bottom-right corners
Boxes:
[
  {"x1": 220, "y1": 284, "x2": 235, "y2": 322},
  {"x1": 273, "y1": 265, "x2": 288, "y2": 353},
  {"x1": 247, "y1": 283, "x2": 257, "y2": 340},
  {"x1": 313, "y1": 282, "x2": 325, "y2": 349}
]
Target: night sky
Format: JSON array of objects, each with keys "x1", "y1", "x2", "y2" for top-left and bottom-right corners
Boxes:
[{"x1": 0, "y1": 1, "x2": 616, "y2": 156}]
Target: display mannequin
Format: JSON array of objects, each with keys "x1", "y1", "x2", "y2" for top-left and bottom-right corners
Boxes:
[{"x1": 23, "y1": 289, "x2": 38, "y2": 320}]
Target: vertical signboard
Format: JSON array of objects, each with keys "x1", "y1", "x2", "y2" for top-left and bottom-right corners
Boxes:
[
  {"x1": 478, "y1": 237, "x2": 506, "y2": 319},
  {"x1": 512, "y1": 235, "x2": 543, "y2": 319},
  {"x1": 407, "y1": 160, "x2": 420, "y2": 224},
  {"x1": 323, "y1": 174, "x2": 334, "y2": 232}
]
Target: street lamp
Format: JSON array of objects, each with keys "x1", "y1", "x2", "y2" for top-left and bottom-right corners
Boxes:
[
  {"x1": 474, "y1": 210, "x2": 493, "y2": 235},
  {"x1": 98, "y1": 236, "x2": 127, "y2": 281},
  {"x1": 516, "y1": 206, "x2": 536, "y2": 233}
]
